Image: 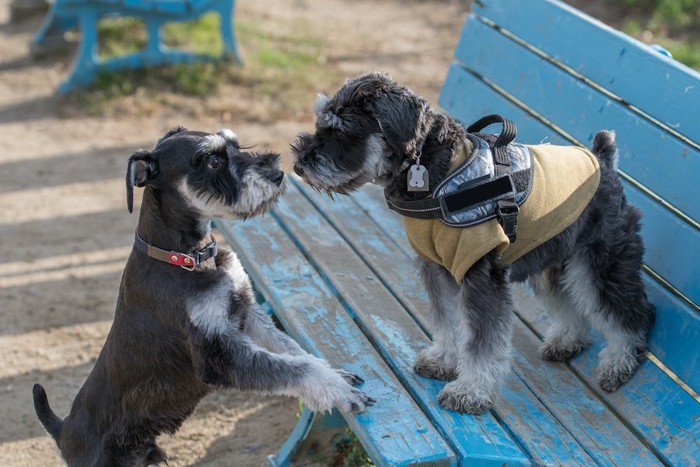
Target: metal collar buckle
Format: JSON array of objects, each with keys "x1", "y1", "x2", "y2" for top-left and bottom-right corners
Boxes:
[{"x1": 179, "y1": 254, "x2": 197, "y2": 271}]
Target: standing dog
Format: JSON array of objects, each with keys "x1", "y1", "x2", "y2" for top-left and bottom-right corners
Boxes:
[
  {"x1": 291, "y1": 72, "x2": 654, "y2": 414},
  {"x1": 33, "y1": 127, "x2": 374, "y2": 466}
]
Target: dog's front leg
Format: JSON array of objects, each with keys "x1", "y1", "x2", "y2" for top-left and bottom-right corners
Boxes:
[
  {"x1": 243, "y1": 304, "x2": 308, "y2": 355},
  {"x1": 187, "y1": 322, "x2": 375, "y2": 413},
  {"x1": 243, "y1": 305, "x2": 367, "y2": 387},
  {"x1": 413, "y1": 258, "x2": 461, "y2": 381},
  {"x1": 436, "y1": 256, "x2": 514, "y2": 415}
]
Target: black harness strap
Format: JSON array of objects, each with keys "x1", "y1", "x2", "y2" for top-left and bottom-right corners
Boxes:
[
  {"x1": 385, "y1": 114, "x2": 521, "y2": 242},
  {"x1": 467, "y1": 115, "x2": 520, "y2": 242}
]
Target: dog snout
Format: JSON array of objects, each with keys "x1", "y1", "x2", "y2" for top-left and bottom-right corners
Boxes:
[
  {"x1": 293, "y1": 164, "x2": 304, "y2": 177},
  {"x1": 269, "y1": 169, "x2": 285, "y2": 186}
]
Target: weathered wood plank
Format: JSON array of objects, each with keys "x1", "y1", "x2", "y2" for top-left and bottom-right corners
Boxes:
[
  {"x1": 213, "y1": 217, "x2": 458, "y2": 466},
  {"x1": 275, "y1": 182, "x2": 533, "y2": 466},
  {"x1": 296, "y1": 179, "x2": 662, "y2": 465},
  {"x1": 449, "y1": 15, "x2": 700, "y2": 223},
  {"x1": 472, "y1": 0, "x2": 700, "y2": 146},
  {"x1": 514, "y1": 287, "x2": 700, "y2": 466}
]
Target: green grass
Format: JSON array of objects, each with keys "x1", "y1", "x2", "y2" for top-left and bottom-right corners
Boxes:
[
  {"x1": 334, "y1": 430, "x2": 374, "y2": 467},
  {"x1": 624, "y1": 0, "x2": 699, "y2": 30},
  {"x1": 622, "y1": 0, "x2": 700, "y2": 71},
  {"x1": 623, "y1": 18, "x2": 700, "y2": 71}
]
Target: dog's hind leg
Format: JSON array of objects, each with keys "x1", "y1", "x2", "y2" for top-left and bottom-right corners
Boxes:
[
  {"x1": 413, "y1": 258, "x2": 460, "y2": 381},
  {"x1": 561, "y1": 249, "x2": 654, "y2": 392},
  {"x1": 531, "y1": 267, "x2": 592, "y2": 362},
  {"x1": 436, "y1": 256, "x2": 514, "y2": 414}
]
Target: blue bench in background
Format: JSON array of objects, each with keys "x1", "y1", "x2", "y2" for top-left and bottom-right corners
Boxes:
[
  {"x1": 32, "y1": 0, "x2": 240, "y2": 93},
  {"x1": 214, "y1": 0, "x2": 699, "y2": 465}
]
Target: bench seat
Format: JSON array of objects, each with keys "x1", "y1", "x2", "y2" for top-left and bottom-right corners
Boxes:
[{"x1": 214, "y1": 0, "x2": 699, "y2": 464}]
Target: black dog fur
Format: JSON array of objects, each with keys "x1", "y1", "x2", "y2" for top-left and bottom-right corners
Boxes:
[{"x1": 33, "y1": 127, "x2": 374, "y2": 466}]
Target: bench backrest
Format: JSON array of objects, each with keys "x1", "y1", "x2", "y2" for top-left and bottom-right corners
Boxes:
[{"x1": 438, "y1": 0, "x2": 700, "y2": 463}]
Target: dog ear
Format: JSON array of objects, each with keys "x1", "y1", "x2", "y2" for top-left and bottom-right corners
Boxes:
[
  {"x1": 126, "y1": 150, "x2": 158, "y2": 213},
  {"x1": 314, "y1": 94, "x2": 345, "y2": 130},
  {"x1": 155, "y1": 126, "x2": 188, "y2": 147},
  {"x1": 368, "y1": 88, "x2": 433, "y2": 161}
]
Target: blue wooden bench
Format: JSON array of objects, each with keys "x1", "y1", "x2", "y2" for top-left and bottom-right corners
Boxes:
[
  {"x1": 214, "y1": 0, "x2": 700, "y2": 464},
  {"x1": 32, "y1": 0, "x2": 240, "y2": 93}
]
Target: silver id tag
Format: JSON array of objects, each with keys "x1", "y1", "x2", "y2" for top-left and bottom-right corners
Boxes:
[{"x1": 407, "y1": 163, "x2": 429, "y2": 192}]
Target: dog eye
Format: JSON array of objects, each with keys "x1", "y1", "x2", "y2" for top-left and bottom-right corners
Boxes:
[{"x1": 207, "y1": 155, "x2": 225, "y2": 170}]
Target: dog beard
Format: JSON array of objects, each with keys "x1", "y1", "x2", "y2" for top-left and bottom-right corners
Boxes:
[
  {"x1": 291, "y1": 132, "x2": 390, "y2": 195},
  {"x1": 179, "y1": 157, "x2": 286, "y2": 220}
]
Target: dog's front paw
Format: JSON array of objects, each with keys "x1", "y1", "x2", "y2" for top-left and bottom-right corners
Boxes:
[
  {"x1": 437, "y1": 382, "x2": 493, "y2": 415},
  {"x1": 597, "y1": 347, "x2": 642, "y2": 392},
  {"x1": 598, "y1": 370, "x2": 631, "y2": 393},
  {"x1": 540, "y1": 339, "x2": 587, "y2": 362},
  {"x1": 336, "y1": 386, "x2": 377, "y2": 414},
  {"x1": 598, "y1": 362, "x2": 636, "y2": 392},
  {"x1": 413, "y1": 354, "x2": 457, "y2": 381},
  {"x1": 335, "y1": 369, "x2": 365, "y2": 386}
]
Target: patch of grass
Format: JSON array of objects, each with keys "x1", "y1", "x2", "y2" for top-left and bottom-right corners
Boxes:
[
  {"x1": 621, "y1": 0, "x2": 700, "y2": 70},
  {"x1": 97, "y1": 16, "x2": 147, "y2": 58},
  {"x1": 162, "y1": 12, "x2": 222, "y2": 55},
  {"x1": 231, "y1": 17, "x2": 340, "y2": 112},
  {"x1": 624, "y1": 0, "x2": 699, "y2": 30},
  {"x1": 657, "y1": 38, "x2": 700, "y2": 69},
  {"x1": 334, "y1": 430, "x2": 374, "y2": 467}
]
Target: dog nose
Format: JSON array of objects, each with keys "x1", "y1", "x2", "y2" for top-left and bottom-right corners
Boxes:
[
  {"x1": 293, "y1": 165, "x2": 304, "y2": 176},
  {"x1": 269, "y1": 169, "x2": 285, "y2": 186}
]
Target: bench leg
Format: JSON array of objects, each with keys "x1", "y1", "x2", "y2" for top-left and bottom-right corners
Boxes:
[
  {"x1": 268, "y1": 407, "x2": 347, "y2": 467},
  {"x1": 145, "y1": 16, "x2": 163, "y2": 58},
  {"x1": 217, "y1": 0, "x2": 241, "y2": 63},
  {"x1": 58, "y1": 9, "x2": 99, "y2": 94},
  {"x1": 31, "y1": 6, "x2": 78, "y2": 61}
]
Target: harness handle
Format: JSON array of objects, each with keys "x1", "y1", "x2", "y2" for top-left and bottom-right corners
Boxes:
[
  {"x1": 467, "y1": 114, "x2": 517, "y2": 171},
  {"x1": 467, "y1": 114, "x2": 519, "y2": 242}
]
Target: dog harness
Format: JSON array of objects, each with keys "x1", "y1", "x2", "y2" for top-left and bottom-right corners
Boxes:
[
  {"x1": 385, "y1": 115, "x2": 601, "y2": 283},
  {"x1": 134, "y1": 231, "x2": 218, "y2": 271}
]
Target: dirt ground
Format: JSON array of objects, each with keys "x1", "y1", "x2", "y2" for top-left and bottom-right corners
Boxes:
[{"x1": 0, "y1": 0, "x2": 470, "y2": 465}]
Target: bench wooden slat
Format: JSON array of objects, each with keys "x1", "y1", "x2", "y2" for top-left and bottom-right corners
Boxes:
[
  {"x1": 275, "y1": 183, "x2": 532, "y2": 466},
  {"x1": 154, "y1": 1, "x2": 191, "y2": 14},
  {"x1": 621, "y1": 180, "x2": 700, "y2": 308},
  {"x1": 213, "y1": 217, "x2": 458, "y2": 466},
  {"x1": 472, "y1": 0, "x2": 700, "y2": 146},
  {"x1": 643, "y1": 276, "x2": 700, "y2": 393},
  {"x1": 514, "y1": 289, "x2": 700, "y2": 466},
  {"x1": 293, "y1": 179, "x2": 662, "y2": 465},
  {"x1": 449, "y1": 14, "x2": 700, "y2": 224}
]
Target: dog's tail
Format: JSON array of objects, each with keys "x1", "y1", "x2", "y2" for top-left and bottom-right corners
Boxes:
[
  {"x1": 33, "y1": 384, "x2": 63, "y2": 441},
  {"x1": 592, "y1": 130, "x2": 618, "y2": 170}
]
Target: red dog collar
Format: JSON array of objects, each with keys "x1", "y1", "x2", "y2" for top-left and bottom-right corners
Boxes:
[{"x1": 133, "y1": 232, "x2": 218, "y2": 271}]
